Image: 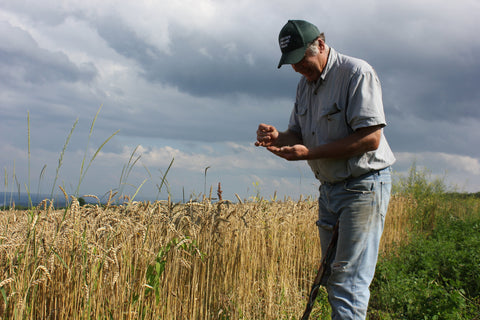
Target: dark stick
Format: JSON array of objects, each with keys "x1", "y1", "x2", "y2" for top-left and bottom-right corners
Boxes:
[{"x1": 301, "y1": 221, "x2": 340, "y2": 320}]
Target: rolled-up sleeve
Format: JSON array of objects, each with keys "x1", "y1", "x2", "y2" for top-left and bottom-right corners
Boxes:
[{"x1": 346, "y1": 68, "x2": 386, "y2": 131}]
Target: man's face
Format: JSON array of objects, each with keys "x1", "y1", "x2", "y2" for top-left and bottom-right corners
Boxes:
[{"x1": 291, "y1": 53, "x2": 322, "y2": 82}]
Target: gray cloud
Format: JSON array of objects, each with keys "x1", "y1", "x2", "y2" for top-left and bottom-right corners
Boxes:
[
  {"x1": 91, "y1": 16, "x2": 296, "y2": 98},
  {"x1": 0, "y1": 21, "x2": 97, "y2": 85}
]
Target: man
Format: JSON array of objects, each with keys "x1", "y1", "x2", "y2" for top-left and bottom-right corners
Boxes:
[{"x1": 255, "y1": 20, "x2": 395, "y2": 319}]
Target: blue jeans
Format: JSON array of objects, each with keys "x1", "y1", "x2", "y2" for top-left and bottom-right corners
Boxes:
[{"x1": 316, "y1": 167, "x2": 392, "y2": 320}]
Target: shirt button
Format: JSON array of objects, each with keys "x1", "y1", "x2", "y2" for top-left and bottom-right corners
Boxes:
[{"x1": 312, "y1": 131, "x2": 315, "y2": 135}]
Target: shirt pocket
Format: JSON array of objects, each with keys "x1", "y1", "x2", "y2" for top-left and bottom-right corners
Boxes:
[
  {"x1": 295, "y1": 102, "x2": 308, "y2": 116},
  {"x1": 319, "y1": 103, "x2": 348, "y2": 141},
  {"x1": 293, "y1": 102, "x2": 309, "y2": 134}
]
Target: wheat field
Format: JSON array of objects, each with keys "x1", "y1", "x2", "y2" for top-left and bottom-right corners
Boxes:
[{"x1": 0, "y1": 194, "x2": 415, "y2": 319}]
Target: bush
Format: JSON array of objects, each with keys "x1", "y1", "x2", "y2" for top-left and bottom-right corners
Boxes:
[
  {"x1": 393, "y1": 162, "x2": 447, "y2": 201},
  {"x1": 393, "y1": 163, "x2": 450, "y2": 233},
  {"x1": 370, "y1": 217, "x2": 480, "y2": 319}
]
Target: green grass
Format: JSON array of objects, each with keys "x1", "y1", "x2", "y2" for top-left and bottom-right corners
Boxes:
[
  {"x1": 368, "y1": 165, "x2": 480, "y2": 319},
  {"x1": 369, "y1": 198, "x2": 480, "y2": 319}
]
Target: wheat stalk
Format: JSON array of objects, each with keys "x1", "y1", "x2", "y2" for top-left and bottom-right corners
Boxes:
[{"x1": 0, "y1": 277, "x2": 14, "y2": 288}]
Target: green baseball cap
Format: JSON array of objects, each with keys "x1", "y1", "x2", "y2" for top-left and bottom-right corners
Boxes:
[{"x1": 277, "y1": 20, "x2": 321, "y2": 68}]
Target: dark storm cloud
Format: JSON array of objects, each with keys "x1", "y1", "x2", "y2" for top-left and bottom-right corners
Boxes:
[
  {"x1": 0, "y1": 21, "x2": 103, "y2": 152},
  {"x1": 93, "y1": 16, "x2": 295, "y2": 99},
  {"x1": 385, "y1": 114, "x2": 480, "y2": 156},
  {"x1": 142, "y1": 38, "x2": 293, "y2": 99},
  {"x1": 376, "y1": 54, "x2": 480, "y2": 123},
  {"x1": 0, "y1": 21, "x2": 97, "y2": 85},
  {"x1": 92, "y1": 12, "x2": 480, "y2": 135},
  {"x1": 311, "y1": 0, "x2": 480, "y2": 129},
  {"x1": 90, "y1": 12, "x2": 480, "y2": 153}
]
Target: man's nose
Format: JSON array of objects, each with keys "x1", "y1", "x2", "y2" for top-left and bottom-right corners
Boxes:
[{"x1": 292, "y1": 58, "x2": 305, "y2": 71}]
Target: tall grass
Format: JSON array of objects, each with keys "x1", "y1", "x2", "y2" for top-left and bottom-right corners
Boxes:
[
  {"x1": 50, "y1": 117, "x2": 78, "y2": 200},
  {"x1": 1, "y1": 187, "x2": 478, "y2": 319},
  {"x1": 0, "y1": 197, "x2": 320, "y2": 319},
  {"x1": 2, "y1": 107, "x2": 118, "y2": 209},
  {"x1": 74, "y1": 105, "x2": 119, "y2": 197}
]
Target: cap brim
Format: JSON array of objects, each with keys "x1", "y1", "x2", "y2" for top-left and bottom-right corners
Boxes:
[{"x1": 277, "y1": 45, "x2": 308, "y2": 68}]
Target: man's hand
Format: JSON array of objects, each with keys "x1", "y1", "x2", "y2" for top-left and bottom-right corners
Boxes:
[
  {"x1": 267, "y1": 144, "x2": 310, "y2": 161},
  {"x1": 255, "y1": 123, "x2": 279, "y2": 147},
  {"x1": 255, "y1": 123, "x2": 307, "y2": 160}
]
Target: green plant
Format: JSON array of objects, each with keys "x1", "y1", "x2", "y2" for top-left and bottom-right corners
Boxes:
[
  {"x1": 393, "y1": 162, "x2": 450, "y2": 232},
  {"x1": 145, "y1": 242, "x2": 172, "y2": 304},
  {"x1": 154, "y1": 157, "x2": 174, "y2": 201},
  {"x1": 393, "y1": 162, "x2": 447, "y2": 200},
  {"x1": 50, "y1": 117, "x2": 78, "y2": 200},
  {"x1": 250, "y1": 181, "x2": 262, "y2": 202},
  {"x1": 145, "y1": 237, "x2": 203, "y2": 304},
  {"x1": 309, "y1": 287, "x2": 332, "y2": 319},
  {"x1": 75, "y1": 105, "x2": 119, "y2": 197},
  {"x1": 27, "y1": 112, "x2": 31, "y2": 207},
  {"x1": 203, "y1": 166, "x2": 211, "y2": 200},
  {"x1": 117, "y1": 145, "x2": 142, "y2": 200},
  {"x1": 370, "y1": 217, "x2": 480, "y2": 319}
]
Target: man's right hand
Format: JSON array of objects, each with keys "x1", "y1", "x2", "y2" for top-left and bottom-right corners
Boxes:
[{"x1": 255, "y1": 123, "x2": 279, "y2": 147}]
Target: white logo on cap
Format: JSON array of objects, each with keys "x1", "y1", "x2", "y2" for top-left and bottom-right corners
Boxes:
[{"x1": 279, "y1": 35, "x2": 291, "y2": 49}]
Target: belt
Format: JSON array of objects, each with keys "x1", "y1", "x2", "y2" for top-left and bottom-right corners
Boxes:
[{"x1": 320, "y1": 167, "x2": 388, "y2": 186}]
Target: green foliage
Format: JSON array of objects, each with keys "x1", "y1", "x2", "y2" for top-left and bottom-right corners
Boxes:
[
  {"x1": 78, "y1": 197, "x2": 86, "y2": 206},
  {"x1": 310, "y1": 287, "x2": 332, "y2": 319},
  {"x1": 393, "y1": 162, "x2": 447, "y2": 200},
  {"x1": 75, "y1": 105, "x2": 120, "y2": 197},
  {"x1": 370, "y1": 217, "x2": 480, "y2": 319},
  {"x1": 250, "y1": 181, "x2": 262, "y2": 202},
  {"x1": 145, "y1": 237, "x2": 202, "y2": 304},
  {"x1": 145, "y1": 242, "x2": 171, "y2": 304},
  {"x1": 50, "y1": 117, "x2": 78, "y2": 199},
  {"x1": 394, "y1": 162, "x2": 451, "y2": 232}
]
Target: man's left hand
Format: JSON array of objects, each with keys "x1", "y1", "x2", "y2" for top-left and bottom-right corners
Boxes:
[{"x1": 267, "y1": 144, "x2": 310, "y2": 161}]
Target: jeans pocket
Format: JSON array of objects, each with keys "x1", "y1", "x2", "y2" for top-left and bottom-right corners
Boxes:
[
  {"x1": 343, "y1": 178, "x2": 375, "y2": 194},
  {"x1": 379, "y1": 180, "x2": 392, "y2": 217}
]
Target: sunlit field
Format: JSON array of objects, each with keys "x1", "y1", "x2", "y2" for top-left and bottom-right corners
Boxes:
[{"x1": 1, "y1": 188, "x2": 478, "y2": 319}]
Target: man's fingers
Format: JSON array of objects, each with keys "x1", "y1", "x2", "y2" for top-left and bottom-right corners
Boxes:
[
  {"x1": 267, "y1": 146, "x2": 283, "y2": 153},
  {"x1": 255, "y1": 139, "x2": 272, "y2": 147},
  {"x1": 268, "y1": 146, "x2": 291, "y2": 152},
  {"x1": 258, "y1": 123, "x2": 275, "y2": 133},
  {"x1": 256, "y1": 123, "x2": 278, "y2": 148}
]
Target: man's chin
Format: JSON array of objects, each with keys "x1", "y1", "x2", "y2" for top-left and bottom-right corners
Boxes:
[{"x1": 304, "y1": 73, "x2": 320, "y2": 82}]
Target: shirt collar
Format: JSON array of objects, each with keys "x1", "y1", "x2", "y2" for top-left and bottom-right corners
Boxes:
[
  {"x1": 320, "y1": 47, "x2": 336, "y2": 81},
  {"x1": 311, "y1": 47, "x2": 337, "y2": 93}
]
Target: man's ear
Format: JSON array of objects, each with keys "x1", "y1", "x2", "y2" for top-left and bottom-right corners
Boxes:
[{"x1": 318, "y1": 38, "x2": 326, "y2": 52}]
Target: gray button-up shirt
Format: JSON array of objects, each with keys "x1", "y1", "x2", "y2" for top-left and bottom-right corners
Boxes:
[{"x1": 288, "y1": 48, "x2": 396, "y2": 183}]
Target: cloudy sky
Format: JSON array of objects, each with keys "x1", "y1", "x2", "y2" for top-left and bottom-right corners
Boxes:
[{"x1": 1, "y1": 0, "x2": 479, "y2": 202}]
